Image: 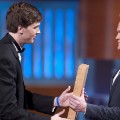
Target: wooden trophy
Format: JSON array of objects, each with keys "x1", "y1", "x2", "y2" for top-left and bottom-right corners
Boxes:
[{"x1": 67, "y1": 64, "x2": 89, "y2": 120}]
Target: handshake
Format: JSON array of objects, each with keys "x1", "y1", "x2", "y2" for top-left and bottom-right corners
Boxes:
[{"x1": 51, "y1": 86, "x2": 88, "y2": 120}]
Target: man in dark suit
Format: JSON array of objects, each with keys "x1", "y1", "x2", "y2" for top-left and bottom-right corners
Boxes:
[
  {"x1": 0, "y1": 2, "x2": 71, "y2": 120},
  {"x1": 69, "y1": 22, "x2": 120, "y2": 120}
]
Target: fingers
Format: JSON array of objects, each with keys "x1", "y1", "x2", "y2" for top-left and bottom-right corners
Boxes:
[
  {"x1": 71, "y1": 94, "x2": 79, "y2": 100},
  {"x1": 68, "y1": 86, "x2": 71, "y2": 90},
  {"x1": 63, "y1": 86, "x2": 71, "y2": 94},
  {"x1": 69, "y1": 100, "x2": 77, "y2": 109},
  {"x1": 85, "y1": 96, "x2": 88, "y2": 101},
  {"x1": 57, "y1": 109, "x2": 65, "y2": 116},
  {"x1": 70, "y1": 95, "x2": 80, "y2": 109},
  {"x1": 84, "y1": 89, "x2": 88, "y2": 101}
]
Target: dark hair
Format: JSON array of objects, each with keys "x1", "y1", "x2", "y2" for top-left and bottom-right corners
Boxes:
[{"x1": 6, "y1": 2, "x2": 42, "y2": 33}]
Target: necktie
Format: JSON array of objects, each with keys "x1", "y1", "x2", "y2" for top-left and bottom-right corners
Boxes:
[{"x1": 18, "y1": 48, "x2": 25, "y2": 53}]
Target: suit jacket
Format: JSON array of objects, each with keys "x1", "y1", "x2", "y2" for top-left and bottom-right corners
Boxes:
[
  {"x1": 85, "y1": 71, "x2": 120, "y2": 120},
  {"x1": 0, "y1": 33, "x2": 55, "y2": 120}
]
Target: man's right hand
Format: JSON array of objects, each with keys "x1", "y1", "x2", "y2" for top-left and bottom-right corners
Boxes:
[
  {"x1": 69, "y1": 89, "x2": 87, "y2": 112},
  {"x1": 51, "y1": 109, "x2": 70, "y2": 120}
]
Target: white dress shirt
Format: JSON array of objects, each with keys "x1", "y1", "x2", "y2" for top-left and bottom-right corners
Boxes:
[{"x1": 12, "y1": 42, "x2": 21, "y2": 62}]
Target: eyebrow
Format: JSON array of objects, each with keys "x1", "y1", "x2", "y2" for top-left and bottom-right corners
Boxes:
[{"x1": 34, "y1": 25, "x2": 39, "y2": 28}]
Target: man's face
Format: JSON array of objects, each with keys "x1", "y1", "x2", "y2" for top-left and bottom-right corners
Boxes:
[
  {"x1": 21, "y1": 22, "x2": 40, "y2": 44},
  {"x1": 116, "y1": 22, "x2": 120, "y2": 50}
]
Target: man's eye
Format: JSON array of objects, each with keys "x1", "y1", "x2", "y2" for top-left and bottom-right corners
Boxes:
[{"x1": 34, "y1": 27, "x2": 39, "y2": 30}]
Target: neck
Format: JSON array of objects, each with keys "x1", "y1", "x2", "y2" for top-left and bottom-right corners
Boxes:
[{"x1": 9, "y1": 32, "x2": 23, "y2": 46}]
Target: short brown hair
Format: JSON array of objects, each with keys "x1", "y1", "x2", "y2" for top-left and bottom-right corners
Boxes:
[{"x1": 6, "y1": 2, "x2": 42, "y2": 33}]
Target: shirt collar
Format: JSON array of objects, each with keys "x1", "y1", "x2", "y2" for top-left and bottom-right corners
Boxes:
[{"x1": 7, "y1": 33, "x2": 25, "y2": 53}]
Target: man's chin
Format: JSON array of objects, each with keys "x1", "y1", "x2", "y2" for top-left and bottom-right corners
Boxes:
[
  {"x1": 29, "y1": 40, "x2": 34, "y2": 44},
  {"x1": 26, "y1": 41, "x2": 34, "y2": 44}
]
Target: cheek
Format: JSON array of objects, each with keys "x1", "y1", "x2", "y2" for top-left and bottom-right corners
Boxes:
[
  {"x1": 31, "y1": 29, "x2": 36, "y2": 35},
  {"x1": 27, "y1": 28, "x2": 34, "y2": 34}
]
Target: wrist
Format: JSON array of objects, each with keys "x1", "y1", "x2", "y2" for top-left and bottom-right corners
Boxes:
[
  {"x1": 56, "y1": 96, "x2": 61, "y2": 107},
  {"x1": 83, "y1": 102, "x2": 87, "y2": 112}
]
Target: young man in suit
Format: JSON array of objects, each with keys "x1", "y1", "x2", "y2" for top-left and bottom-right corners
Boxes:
[
  {"x1": 0, "y1": 2, "x2": 71, "y2": 120},
  {"x1": 69, "y1": 22, "x2": 120, "y2": 120}
]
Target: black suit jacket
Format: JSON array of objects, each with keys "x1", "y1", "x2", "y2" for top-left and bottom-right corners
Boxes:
[
  {"x1": 85, "y1": 71, "x2": 120, "y2": 120},
  {"x1": 0, "y1": 33, "x2": 55, "y2": 120}
]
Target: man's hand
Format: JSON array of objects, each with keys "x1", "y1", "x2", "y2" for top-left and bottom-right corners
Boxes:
[
  {"x1": 51, "y1": 109, "x2": 70, "y2": 120},
  {"x1": 54, "y1": 86, "x2": 72, "y2": 107},
  {"x1": 69, "y1": 89, "x2": 87, "y2": 112},
  {"x1": 84, "y1": 90, "x2": 88, "y2": 101}
]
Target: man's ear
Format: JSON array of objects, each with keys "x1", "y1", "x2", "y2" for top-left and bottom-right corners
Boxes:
[{"x1": 18, "y1": 25, "x2": 24, "y2": 35}]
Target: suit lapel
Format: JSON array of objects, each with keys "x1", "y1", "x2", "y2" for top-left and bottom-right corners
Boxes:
[
  {"x1": 8, "y1": 44, "x2": 19, "y2": 61},
  {"x1": 2, "y1": 33, "x2": 19, "y2": 61},
  {"x1": 109, "y1": 73, "x2": 120, "y2": 104},
  {"x1": 109, "y1": 69, "x2": 119, "y2": 91}
]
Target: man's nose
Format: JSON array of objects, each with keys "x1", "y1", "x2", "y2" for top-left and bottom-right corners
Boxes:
[
  {"x1": 37, "y1": 28, "x2": 40, "y2": 34},
  {"x1": 116, "y1": 34, "x2": 119, "y2": 40}
]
